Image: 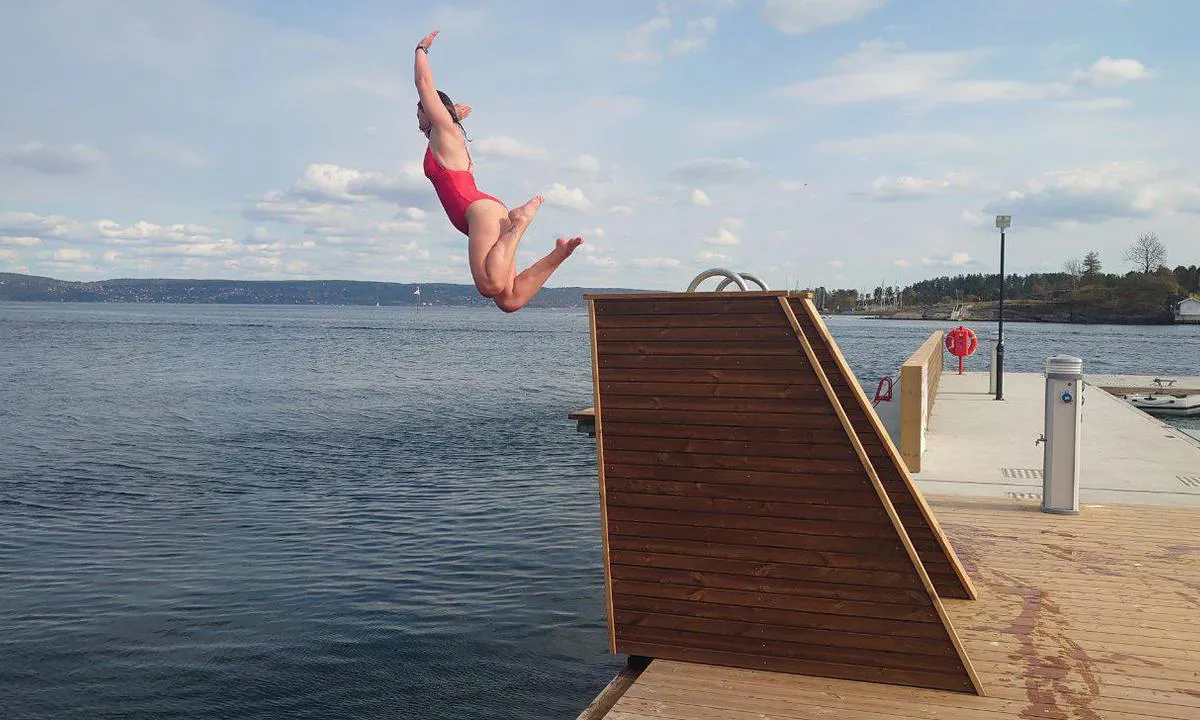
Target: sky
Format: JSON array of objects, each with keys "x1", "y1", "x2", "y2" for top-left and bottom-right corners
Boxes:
[{"x1": 1, "y1": 0, "x2": 1197, "y2": 293}]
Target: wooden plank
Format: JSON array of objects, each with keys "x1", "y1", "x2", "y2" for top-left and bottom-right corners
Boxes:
[
  {"x1": 599, "y1": 341, "x2": 825, "y2": 356},
  {"x1": 598, "y1": 407, "x2": 844, "y2": 429},
  {"x1": 614, "y1": 643, "x2": 978, "y2": 693},
  {"x1": 602, "y1": 436, "x2": 865, "y2": 461},
  {"x1": 605, "y1": 504, "x2": 901, "y2": 540},
  {"x1": 599, "y1": 353, "x2": 811, "y2": 370},
  {"x1": 596, "y1": 326, "x2": 801, "y2": 342},
  {"x1": 602, "y1": 465, "x2": 875, "y2": 492},
  {"x1": 612, "y1": 595, "x2": 948, "y2": 639},
  {"x1": 596, "y1": 394, "x2": 845, "y2": 414},
  {"x1": 608, "y1": 521, "x2": 904, "y2": 555},
  {"x1": 610, "y1": 564, "x2": 930, "y2": 605},
  {"x1": 574, "y1": 656, "x2": 650, "y2": 720},
  {"x1": 597, "y1": 368, "x2": 820, "y2": 385},
  {"x1": 598, "y1": 380, "x2": 837, "y2": 401},
  {"x1": 596, "y1": 313, "x2": 809, "y2": 329},
  {"x1": 615, "y1": 626, "x2": 967, "y2": 674},
  {"x1": 603, "y1": 449, "x2": 867, "y2": 474},
  {"x1": 590, "y1": 296, "x2": 790, "y2": 316},
  {"x1": 607, "y1": 550, "x2": 923, "y2": 590},
  {"x1": 614, "y1": 610, "x2": 954, "y2": 656},
  {"x1": 588, "y1": 298, "x2": 618, "y2": 654},
  {"x1": 606, "y1": 536, "x2": 921, "y2": 574},
  {"x1": 601, "y1": 422, "x2": 885, "y2": 447},
  {"x1": 604, "y1": 487, "x2": 888, "y2": 522}
]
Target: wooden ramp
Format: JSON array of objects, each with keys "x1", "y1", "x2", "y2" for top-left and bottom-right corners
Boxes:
[{"x1": 586, "y1": 291, "x2": 981, "y2": 694}]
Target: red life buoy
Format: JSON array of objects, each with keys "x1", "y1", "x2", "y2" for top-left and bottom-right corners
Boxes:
[{"x1": 944, "y1": 326, "x2": 977, "y2": 374}]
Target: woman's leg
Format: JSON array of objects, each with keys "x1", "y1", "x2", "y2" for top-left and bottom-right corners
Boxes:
[
  {"x1": 492, "y1": 237, "x2": 584, "y2": 313},
  {"x1": 466, "y1": 196, "x2": 543, "y2": 297}
]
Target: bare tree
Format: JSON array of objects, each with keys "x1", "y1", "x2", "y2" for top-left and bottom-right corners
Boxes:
[
  {"x1": 1123, "y1": 232, "x2": 1167, "y2": 274},
  {"x1": 1063, "y1": 257, "x2": 1083, "y2": 290}
]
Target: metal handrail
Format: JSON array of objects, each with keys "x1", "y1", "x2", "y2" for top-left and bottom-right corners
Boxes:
[
  {"x1": 716, "y1": 272, "x2": 769, "y2": 291},
  {"x1": 686, "y1": 269, "x2": 770, "y2": 292},
  {"x1": 687, "y1": 268, "x2": 748, "y2": 292}
]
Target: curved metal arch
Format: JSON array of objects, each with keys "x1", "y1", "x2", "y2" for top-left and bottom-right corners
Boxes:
[{"x1": 686, "y1": 268, "x2": 748, "y2": 292}]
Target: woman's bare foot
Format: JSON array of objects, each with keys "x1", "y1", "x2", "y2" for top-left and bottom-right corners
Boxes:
[
  {"x1": 508, "y1": 195, "x2": 544, "y2": 234},
  {"x1": 555, "y1": 236, "x2": 584, "y2": 258}
]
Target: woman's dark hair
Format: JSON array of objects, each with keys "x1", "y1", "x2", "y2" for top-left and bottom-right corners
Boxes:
[{"x1": 428, "y1": 89, "x2": 471, "y2": 141}]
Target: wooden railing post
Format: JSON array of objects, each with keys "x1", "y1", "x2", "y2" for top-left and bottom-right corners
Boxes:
[{"x1": 900, "y1": 331, "x2": 945, "y2": 472}]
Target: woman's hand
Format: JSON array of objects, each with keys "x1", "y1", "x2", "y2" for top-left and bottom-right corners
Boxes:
[
  {"x1": 454, "y1": 104, "x2": 472, "y2": 121},
  {"x1": 417, "y1": 30, "x2": 439, "y2": 51}
]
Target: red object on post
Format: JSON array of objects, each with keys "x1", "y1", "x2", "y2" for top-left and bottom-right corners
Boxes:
[{"x1": 944, "y1": 325, "x2": 978, "y2": 374}]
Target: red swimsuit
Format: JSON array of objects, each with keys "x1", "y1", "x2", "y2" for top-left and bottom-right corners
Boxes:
[{"x1": 423, "y1": 145, "x2": 506, "y2": 236}]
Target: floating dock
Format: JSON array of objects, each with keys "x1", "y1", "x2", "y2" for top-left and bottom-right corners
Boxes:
[{"x1": 569, "y1": 290, "x2": 1200, "y2": 720}]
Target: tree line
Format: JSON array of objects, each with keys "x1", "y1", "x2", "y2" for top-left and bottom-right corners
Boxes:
[{"x1": 810, "y1": 232, "x2": 1197, "y2": 310}]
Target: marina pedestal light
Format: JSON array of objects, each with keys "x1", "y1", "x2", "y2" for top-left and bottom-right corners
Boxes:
[
  {"x1": 1041, "y1": 355, "x2": 1084, "y2": 514},
  {"x1": 994, "y1": 215, "x2": 1011, "y2": 401}
]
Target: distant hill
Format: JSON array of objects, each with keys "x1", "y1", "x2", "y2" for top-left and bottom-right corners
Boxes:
[{"x1": 0, "y1": 272, "x2": 646, "y2": 308}]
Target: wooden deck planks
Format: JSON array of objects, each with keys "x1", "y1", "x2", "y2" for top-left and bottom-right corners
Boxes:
[{"x1": 595, "y1": 496, "x2": 1200, "y2": 720}]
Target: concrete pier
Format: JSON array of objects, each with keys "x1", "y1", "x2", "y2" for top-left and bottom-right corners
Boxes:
[{"x1": 913, "y1": 372, "x2": 1200, "y2": 506}]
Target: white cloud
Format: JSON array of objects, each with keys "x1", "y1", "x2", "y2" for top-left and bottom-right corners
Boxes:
[
  {"x1": 893, "y1": 259, "x2": 912, "y2": 268},
  {"x1": 1071, "y1": 57, "x2": 1154, "y2": 86},
  {"x1": 632, "y1": 256, "x2": 682, "y2": 269},
  {"x1": 779, "y1": 41, "x2": 1071, "y2": 106},
  {"x1": 669, "y1": 16, "x2": 718, "y2": 56},
  {"x1": 1056, "y1": 97, "x2": 1134, "y2": 112},
  {"x1": 670, "y1": 157, "x2": 755, "y2": 183},
  {"x1": 1, "y1": 236, "x2": 42, "y2": 246},
  {"x1": 704, "y1": 218, "x2": 743, "y2": 246},
  {"x1": 921, "y1": 252, "x2": 975, "y2": 268},
  {"x1": 271, "y1": 162, "x2": 429, "y2": 209},
  {"x1": 585, "y1": 255, "x2": 619, "y2": 269},
  {"x1": 961, "y1": 210, "x2": 988, "y2": 228},
  {"x1": 0, "y1": 248, "x2": 16, "y2": 261},
  {"x1": 696, "y1": 249, "x2": 732, "y2": 263},
  {"x1": 829, "y1": 260, "x2": 845, "y2": 268},
  {"x1": 980, "y1": 161, "x2": 1198, "y2": 227},
  {"x1": 860, "y1": 172, "x2": 973, "y2": 201},
  {"x1": 53, "y1": 248, "x2": 92, "y2": 262},
  {"x1": 610, "y1": 204, "x2": 636, "y2": 216},
  {"x1": 0, "y1": 211, "x2": 81, "y2": 238},
  {"x1": 567, "y1": 154, "x2": 601, "y2": 176},
  {"x1": 620, "y1": 14, "x2": 671, "y2": 63},
  {"x1": 691, "y1": 188, "x2": 711, "y2": 206},
  {"x1": 761, "y1": 0, "x2": 890, "y2": 35},
  {"x1": 0, "y1": 141, "x2": 105, "y2": 174},
  {"x1": 815, "y1": 132, "x2": 977, "y2": 156},
  {"x1": 544, "y1": 183, "x2": 593, "y2": 212},
  {"x1": 472, "y1": 136, "x2": 550, "y2": 160}
]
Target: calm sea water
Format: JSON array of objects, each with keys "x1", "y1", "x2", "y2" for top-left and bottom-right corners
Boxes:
[{"x1": 2, "y1": 302, "x2": 1198, "y2": 720}]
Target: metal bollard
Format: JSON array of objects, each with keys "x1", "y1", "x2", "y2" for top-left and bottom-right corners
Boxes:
[{"x1": 1041, "y1": 356, "x2": 1083, "y2": 514}]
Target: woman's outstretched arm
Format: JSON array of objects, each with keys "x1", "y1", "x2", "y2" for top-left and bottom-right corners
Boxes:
[{"x1": 414, "y1": 30, "x2": 456, "y2": 133}]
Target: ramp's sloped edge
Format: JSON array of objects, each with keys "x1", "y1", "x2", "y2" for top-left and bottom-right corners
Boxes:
[
  {"x1": 786, "y1": 296, "x2": 977, "y2": 600},
  {"x1": 587, "y1": 292, "x2": 982, "y2": 695}
]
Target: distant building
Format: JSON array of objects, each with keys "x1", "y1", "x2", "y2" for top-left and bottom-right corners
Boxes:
[{"x1": 1177, "y1": 297, "x2": 1200, "y2": 324}]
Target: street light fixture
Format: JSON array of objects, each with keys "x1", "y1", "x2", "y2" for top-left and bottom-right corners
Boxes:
[{"x1": 994, "y1": 215, "x2": 1011, "y2": 401}]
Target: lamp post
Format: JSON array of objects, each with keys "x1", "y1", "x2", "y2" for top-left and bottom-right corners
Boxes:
[{"x1": 994, "y1": 215, "x2": 1011, "y2": 401}]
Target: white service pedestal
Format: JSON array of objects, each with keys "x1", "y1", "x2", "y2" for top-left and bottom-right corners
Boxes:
[{"x1": 1042, "y1": 355, "x2": 1083, "y2": 514}]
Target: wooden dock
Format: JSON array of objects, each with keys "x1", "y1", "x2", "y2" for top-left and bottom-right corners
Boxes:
[
  {"x1": 569, "y1": 290, "x2": 1200, "y2": 719},
  {"x1": 588, "y1": 496, "x2": 1200, "y2": 719}
]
